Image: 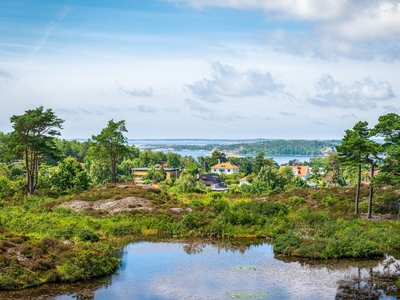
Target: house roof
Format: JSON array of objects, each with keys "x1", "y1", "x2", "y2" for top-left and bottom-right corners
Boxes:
[
  {"x1": 132, "y1": 167, "x2": 180, "y2": 172},
  {"x1": 210, "y1": 163, "x2": 238, "y2": 169},
  {"x1": 279, "y1": 165, "x2": 309, "y2": 176},
  {"x1": 198, "y1": 174, "x2": 224, "y2": 185}
]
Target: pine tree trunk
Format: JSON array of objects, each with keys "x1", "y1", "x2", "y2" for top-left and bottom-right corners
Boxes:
[
  {"x1": 111, "y1": 156, "x2": 117, "y2": 184},
  {"x1": 355, "y1": 164, "x2": 361, "y2": 215},
  {"x1": 367, "y1": 164, "x2": 375, "y2": 219}
]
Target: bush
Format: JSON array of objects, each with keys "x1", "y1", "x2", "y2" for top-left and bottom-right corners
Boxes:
[
  {"x1": 321, "y1": 194, "x2": 338, "y2": 207},
  {"x1": 76, "y1": 229, "x2": 99, "y2": 242},
  {"x1": 207, "y1": 197, "x2": 229, "y2": 213},
  {"x1": 107, "y1": 224, "x2": 139, "y2": 236},
  {"x1": 188, "y1": 198, "x2": 204, "y2": 207},
  {"x1": 274, "y1": 233, "x2": 299, "y2": 254},
  {"x1": 289, "y1": 196, "x2": 306, "y2": 205}
]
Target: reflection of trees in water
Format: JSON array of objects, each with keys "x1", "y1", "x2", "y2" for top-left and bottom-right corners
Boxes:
[
  {"x1": 275, "y1": 254, "x2": 400, "y2": 299},
  {"x1": 336, "y1": 257, "x2": 400, "y2": 299},
  {"x1": 182, "y1": 238, "x2": 265, "y2": 255},
  {"x1": 276, "y1": 255, "x2": 381, "y2": 271},
  {"x1": 0, "y1": 278, "x2": 107, "y2": 300}
]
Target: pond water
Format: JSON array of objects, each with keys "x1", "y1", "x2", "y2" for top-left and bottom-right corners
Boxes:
[{"x1": 2, "y1": 239, "x2": 399, "y2": 300}]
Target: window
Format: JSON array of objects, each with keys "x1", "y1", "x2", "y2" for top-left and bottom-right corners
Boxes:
[{"x1": 228, "y1": 169, "x2": 230, "y2": 172}]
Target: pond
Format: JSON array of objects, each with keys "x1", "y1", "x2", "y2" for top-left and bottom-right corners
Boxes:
[{"x1": 2, "y1": 239, "x2": 400, "y2": 299}]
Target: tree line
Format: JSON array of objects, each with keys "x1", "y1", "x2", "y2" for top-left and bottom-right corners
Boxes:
[{"x1": 147, "y1": 139, "x2": 340, "y2": 156}]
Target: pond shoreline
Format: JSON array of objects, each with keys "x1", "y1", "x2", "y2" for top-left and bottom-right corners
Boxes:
[{"x1": 1, "y1": 239, "x2": 399, "y2": 300}]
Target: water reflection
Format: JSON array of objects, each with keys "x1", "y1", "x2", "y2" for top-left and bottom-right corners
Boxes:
[{"x1": 0, "y1": 239, "x2": 399, "y2": 299}]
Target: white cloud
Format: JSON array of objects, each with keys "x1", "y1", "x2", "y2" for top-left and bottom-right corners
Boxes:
[
  {"x1": 0, "y1": 70, "x2": 14, "y2": 80},
  {"x1": 382, "y1": 105, "x2": 400, "y2": 114},
  {"x1": 279, "y1": 111, "x2": 295, "y2": 116},
  {"x1": 138, "y1": 105, "x2": 157, "y2": 113},
  {"x1": 184, "y1": 99, "x2": 211, "y2": 112},
  {"x1": 192, "y1": 111, "x2": 246, "y2": 121},
  {"x1": 186, "y1": 62, "x2": 283, "y2": 102},
  {"x1": 119, "y1": 87, "x2": 154, "y2": 97},
  {"x1": 339, "y1": 114, "x2": 357, "y2": 120},
  {"x1": 170, "y1": 0, "x2": 400, "y2": 60},
  {"x1": 168, "y1": 0, "x2": 348, "y2": 21},
  {"x1": 322, "y1": 2, "x2": 400, "y2": 42},
  {"x1": 308, "y1": 74, "x2": 395, "y2": 110}
]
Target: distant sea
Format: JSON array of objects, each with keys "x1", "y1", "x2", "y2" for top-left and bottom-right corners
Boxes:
[{"x1": 128, "y1": 139, "x2": 315, "y2": 165}]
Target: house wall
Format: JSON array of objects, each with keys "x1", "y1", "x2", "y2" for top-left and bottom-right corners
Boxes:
[
  {"x1": 133, "y1": 169, "x2": 181, "y2": 181},
  {"x1": 166, "y1": 170, "x2": 181, "y2": 179},
  {"x1": 212, "y1": 168, "x2": 239, "y2": 174}
]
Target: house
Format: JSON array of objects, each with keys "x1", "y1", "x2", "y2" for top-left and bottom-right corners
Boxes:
[
  {"x1": 279, "y1": 165, "x2": 310, "y2": 180},
  {"x1": 239, "y1": 177, "x2": 249, "y2": 186},
  {"x1": 210, "y1": 162, "x2": 239, "y2": 174},
  {"x1": 132, "y1": 167, "x2": 181, "y2": 182},
  {"x1": 198, "y1": 174, "x2": 229, "y2": 192}
]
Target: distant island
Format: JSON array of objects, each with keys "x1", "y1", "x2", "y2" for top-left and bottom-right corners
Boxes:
[{"x1": 130, "y1": 139, "x2": 341, "y2": 156}]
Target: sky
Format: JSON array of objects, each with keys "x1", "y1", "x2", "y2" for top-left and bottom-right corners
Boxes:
[{"x1": 1, "y1": 0, "x2": 400, "y2": 140}]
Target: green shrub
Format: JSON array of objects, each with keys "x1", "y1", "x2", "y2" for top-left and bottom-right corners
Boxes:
[
  {"x1": 107, "y1": 224, "x2": 139, "y2": 236},
  {"x1": 207, "y1": 198, "x2": 229, "y2": 213},
  {"x1": 274, "y1": 233, "x2": 299, "y2": 254},
  {"x1": 289, "y1": 196, "x2": 306, "y2": 205},
  {"x1": 321, "y1": 194, "x2": 338, "y2": 207},
  {"x1": 188, "y1": 198, "x2": 204, "y2": 207},
  {"x1": 76, "y1": 229, "x2": 99, "y2": 242}
]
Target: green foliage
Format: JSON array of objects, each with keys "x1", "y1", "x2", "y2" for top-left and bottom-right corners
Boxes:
[
  {"x1": 288, "y1": 196, "x2": 305, "y2": 205},
  {"x1": 76, "y1": 229, "x2": 99, "y2": 242},
  {"x1": 321, "y1": 194, "x2": 338, "y2": 207},
  {"x1": 142, "y1": 166, "x2": 166, "y2": 183},
  {"x1": 175, "y1": 172, "x2": 197, "y2": 193},
  {"x1": 117, "y1": 159, "x2": 136, "y2": 182},
  {"x1": 292, "y1": 176, "x2": 308, "y2": 189},
  {"x1": 55, "y1": 139, "x2": 90, "y2": 163},
  {"x1": 89, "y1": 160, "x2": 111, "y2": 186},
  {"x1": 52, "y1": 157, "x2": 90, "y2": 192},
  {"x1": 8, "y1": 106, "x2": 64, "y2": 195},
  {"x1": 90, "y1": 119, "x2": 129, "y2": 184},
  {"x1": 0, "y1": 176, "x2": 11, "y2": 199},
  {"x1": 188, "y1": 198, "x2": 204, "y2": 207},
  {"x1": 274, "y1": 233, "x2": 300, "y2": 254}
]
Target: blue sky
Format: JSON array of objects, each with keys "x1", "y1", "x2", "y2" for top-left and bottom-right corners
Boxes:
[{"x1": 1, "y1": 0, "x2": 400, "y2": 139}]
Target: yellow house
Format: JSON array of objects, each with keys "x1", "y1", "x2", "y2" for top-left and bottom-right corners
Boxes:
[{"x1": 132, "y1": 167, "x2": 181, "y2": 181}]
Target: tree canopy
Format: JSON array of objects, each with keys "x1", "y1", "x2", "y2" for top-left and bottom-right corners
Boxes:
[
  {"x1": 8, "y1": 107, "x2": 64, "y2": 196},
  {"x1": 90, "y1": 120, "x2": 129, "y2": 184}
]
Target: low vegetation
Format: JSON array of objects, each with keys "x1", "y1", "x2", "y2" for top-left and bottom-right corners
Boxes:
[
  {"x1": 0, "y1": 182, "x2": 399, "y2": 290},
  {"x1": 0, "y1": 108, "x2": 400, "y2": 290}
]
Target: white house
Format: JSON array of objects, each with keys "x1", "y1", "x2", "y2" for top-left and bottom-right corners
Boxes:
[
  {"x1": 239, "y1": 177, "x2": 249, "y2": 186},
  {"x1": 279, "y1": 165, "x2": 310, "y2": 180},
  {"x1": 210, "y1": 163, "x2": 239, "y2": 174}
]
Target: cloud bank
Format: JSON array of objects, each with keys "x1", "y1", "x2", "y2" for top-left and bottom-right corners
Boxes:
[
  {"x1": 169, "y1": 0, "x2": 400, "y2": 60},
  {"x1": 308, "y1": 74, "x2": 395, "y2": 110},
  {"x1": 186, "y1": 62, "x2": 283, "y2": 102}
]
